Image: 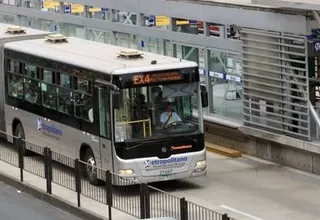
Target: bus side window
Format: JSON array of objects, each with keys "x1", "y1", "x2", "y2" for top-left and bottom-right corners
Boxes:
[
  {"x1": 25, "y1": 64, "x2": 39, "y2": 79},
  {"x1": 59, "y1": 73, "x2": 71, "y2": 88},
  {"x1": 74, "y1": 77, "x2": 91, "y2": 94},
  {"x1": 8, "y1": 74, "x2": 24, "y2": 99},
  {"x1": 57, "y1": 73, "x2": 73, "y2": 115},
  {"x1": 8, "y1": 60, "x2": 21, "y2": 74},
  {"x1": 25, "y1": 78, "x2": 40, "y2": 105},
  {"x1": 43, "y1": 69, "x2": 54, "y2": 83},
  {"x1": 74, "y1": 92, "x2": 93, "y2": 122},
  {"x1": 58, "y1": 87, "x2": 73, "y2": 115},
  {"x1": 41, "y1": 82, "x2": 57, "y2": 110}
]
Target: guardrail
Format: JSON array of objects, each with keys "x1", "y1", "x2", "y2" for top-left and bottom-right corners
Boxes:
[{"x1": 0, "y1": 130, "x2": 236, "y2": 220}]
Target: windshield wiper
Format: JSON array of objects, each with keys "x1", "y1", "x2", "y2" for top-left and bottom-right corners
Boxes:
[
  {"x1": 166, "y1": 134, "x2": 197, "y2": 144},
  {"x1": 125, "y1": 138, "x2": 171, "y2": 151},
  {"x1": 180, "y1": 135, "x2": 198, "y2": 144}
]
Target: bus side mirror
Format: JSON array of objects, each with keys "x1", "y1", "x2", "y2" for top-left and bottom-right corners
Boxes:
[
  {"x1": 200, "y1": 85, "x2": 208, "y2": 108},
  {"x1": 113, "y1": 93, "x2": 121, "y2": 109}
]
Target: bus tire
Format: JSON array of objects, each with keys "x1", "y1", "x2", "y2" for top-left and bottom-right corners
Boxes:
[
  {"x1": 13, "y1": 123, "x2": 27, "y2": 156},
  {"x1": 84, "y1": 148, "x2": 99, "y2": 186}
]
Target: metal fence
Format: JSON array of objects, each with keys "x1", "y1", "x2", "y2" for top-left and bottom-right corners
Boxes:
[{"x1": 0, "y1": 135, "x2": 235, "y2": 220}]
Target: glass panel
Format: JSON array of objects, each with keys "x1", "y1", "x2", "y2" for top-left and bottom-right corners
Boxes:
[
  {"x1": 0, "y1": 14, "x2": 14, "y2": 24},
  {"x1": 114, "y1": 83, "x2": 200, "y2": 142},
  {"x1": 115, "y1": 32, "x2": 130, "y2": 48},
  {"x1": 25, "y1": 64, "x2": 39, "y2": 79},
  {"x1": 208, "y1": 50, "x2": 242, "y2": 120},
  {"x1": 130, "y1": 35, "x2": 139, "y2": 50},
  {"x1": 43, "y1": 69, "x2": 53, "y2": 83},
  {"x1": 176, "y1": 45, "x2": 202, "y2": 111},
  {"x1": 74, "y1": 92, "x2": 93, "y2": 122},
  {"x1": 164, "y1": 40, "x2": 173, "y2": 57},
  {"x1": 59, "y1": 23, "x2": 85, "y2": 38},
  {"x1": 39, "y1": 19, "x2": 53, "y2": 32},
  {"x1": 58, "y1": 87, "x2": 73, "y2": 115},
  {"x1": 75, "y1": 78, "x2": 90, "y2": 94},
  {"x1": 25, "y1": 79, "x2": 41, "y2": 104},
  {"x1": 112, "y1": 11, "x2": 136, "y2": 25},
  {"x1": 98, "y1": 88, "x2": 111, "y2": 138},
  {"x1": 9, "y1": 60, "x2": 21, "y2": 73},
  {"x1": 87, "y1": 29, "x2": 111, "y2": 43},
  {"x1": 41, "y1": 83, "x2": 57, "y2": 110},
  {"x1": 8, "y1": 74, "x2": 24, "y2": 98},
  {"x1": 17, "y1": 15, "x2": 28, "y2": 27},
  {"x1": 60, "y1": 73, "x2": 71, "y2": 88},
  {"x1": 140, "y1": 36, "x2": 164, "y2": 54}
]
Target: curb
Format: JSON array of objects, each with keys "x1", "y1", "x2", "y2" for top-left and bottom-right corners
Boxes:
[
  {"x1": 0, "y1": 171, "x2": 107, "y2": 220},
  {"x1": 206, "y1": 142, "x2": 241, "y2": 158}
]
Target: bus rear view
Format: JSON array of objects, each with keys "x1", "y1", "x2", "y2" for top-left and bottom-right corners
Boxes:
[{"x1": 111, "y1": 51, "x2": 208, "y2": 183}]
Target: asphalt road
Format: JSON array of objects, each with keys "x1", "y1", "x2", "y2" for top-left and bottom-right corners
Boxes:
[
  {"x1": 0, "y1": 181, "x2": 83, "y2": 220},
  {"x1": 2, "y1": 139, "x2": 320, "y2": 220}
]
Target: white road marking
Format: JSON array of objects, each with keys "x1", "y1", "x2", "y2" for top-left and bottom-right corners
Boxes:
[{"x1": 220, "y1": 205, "x2": 264, "y2": 220}]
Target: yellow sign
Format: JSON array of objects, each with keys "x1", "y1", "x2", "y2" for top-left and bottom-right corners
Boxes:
[
  {"x1": 42, "y1": 1, "x2": 83, "y2": 13},
  {"x1": 43, "y1": 0, "x2": 59, "y2": 9},
  {"x1": 70, "y1": 3, "x2": 84, "y2": 13},
  {"x1": 155, "y1": 16, "x2": 170, "y2": 26},
  {"x1": 88, "y1": 7, "x2": 101, "y2": 12},
  {"x1": 175, "y1": 20, "x2": 189, "y2": 25}
]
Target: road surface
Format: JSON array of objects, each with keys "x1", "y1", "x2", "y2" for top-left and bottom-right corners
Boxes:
[
  {"x1": 0, "y1": 181, "x2": 83, "y2": 220},
  {"x1": 1, "y1": 140, "x2": 320, "y2": 220}
]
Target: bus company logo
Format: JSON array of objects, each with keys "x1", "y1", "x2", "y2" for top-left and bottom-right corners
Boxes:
[
  {"x1": 144, "y1": 160, "x2": 151, "y2": 168},
  {"x1": 37, "y1": 118, "x2": 42, "y2": 131},
  {"x1": 171, "y1": 145, "x2": 192, "y2": 151},
  {"x1": 144, "y1": 157, "x2": 188, "y2": 168},
  {"x1": 36, "y1": 118, "x2": 63, "y2": 138}
]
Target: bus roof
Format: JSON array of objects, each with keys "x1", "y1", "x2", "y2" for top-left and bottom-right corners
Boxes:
[
  {"x1": 4, "y1": 36, "x2": 198, "y2": 75},
  {"x1": 0, "y1": 23, "x2": 49, "y2": 41}
]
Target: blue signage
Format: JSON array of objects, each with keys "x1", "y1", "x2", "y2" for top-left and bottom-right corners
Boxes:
[
  {"x1": 314, "y1": 41, "x2": 320, "y2": 53},
  {"x1": 148, "y1": 16, "x2": 155, "y2": 26},
  {"x1": 208, "y1": 70, "x2": 242, "y2": 83},
  {"x1": 64, "y1": 4, "x2": 71, "y2": 13},
  {"x1": 189, "y1": 20, "x2": 197, "y2": 24},
  {"x1": 37, "y1": 118, "x2": 63, "y2": 139},
  {"x1": 144, "y1": 157, "x2": 188, "y2": 168}
]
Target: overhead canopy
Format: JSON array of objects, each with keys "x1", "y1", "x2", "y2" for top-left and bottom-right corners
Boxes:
[{"x1": 251, "y1": 0, "x2": 320, "y2": 10}]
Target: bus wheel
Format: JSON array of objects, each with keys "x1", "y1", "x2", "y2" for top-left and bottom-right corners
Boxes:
[
  {"x1": 84, "y1": 148, "x2": 99, "y2": 185},
  {"x1": 14, "y1": 123, "x2": 27, "y2": 156}
]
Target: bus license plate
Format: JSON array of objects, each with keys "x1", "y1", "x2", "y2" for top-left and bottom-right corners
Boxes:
[
  {"x1": 159, "y1": 169, "x2": 173, "y2": 180},
  {"x1": 160, "y1": 169, "x2": 172, "y2": 176}
]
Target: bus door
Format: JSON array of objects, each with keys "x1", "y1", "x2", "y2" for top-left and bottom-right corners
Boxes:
[{"x1": 96, "y1": 86, "x2": 114, "y2": 172}]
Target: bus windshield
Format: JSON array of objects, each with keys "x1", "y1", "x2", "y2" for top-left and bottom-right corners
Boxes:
[{"x1": 114, "y1": 82, "x2": 200, "y2": 142}]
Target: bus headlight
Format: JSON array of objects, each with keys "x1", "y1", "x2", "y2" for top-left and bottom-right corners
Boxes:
[
  {"x1": 119, "y1": 169, "x2": 134, "y2": 175},
  {"x1": 196, "y1": 160, "x2": 206, "y2": 168}
]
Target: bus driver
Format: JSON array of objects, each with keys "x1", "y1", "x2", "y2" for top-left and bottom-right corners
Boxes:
[{"x1": 160, "y1": 102, "x2": 182, "y2": 128}]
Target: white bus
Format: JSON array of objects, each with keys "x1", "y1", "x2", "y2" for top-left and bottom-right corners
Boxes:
[
  {"x1": 0, "y1": 33, "x2": 208, "y2": 185},
  {"x1": 0, "y1": 24, "x2": 50, "y2": 136}
]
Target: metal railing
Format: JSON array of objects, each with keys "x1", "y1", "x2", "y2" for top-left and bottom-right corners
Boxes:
[
  {"x1": 309, "y1": 100, "x2": 320, "y2": 140},
  {"x1": 0, "y1": 131, "x2": 236, "y2": 220}
]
